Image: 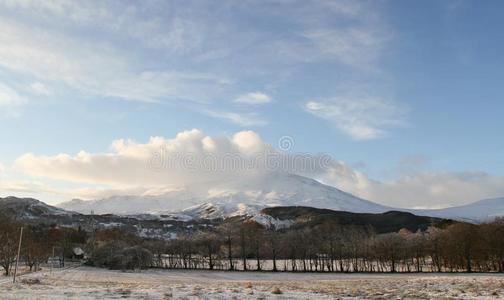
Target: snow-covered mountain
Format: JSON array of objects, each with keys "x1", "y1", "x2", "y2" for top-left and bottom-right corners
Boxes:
[
  {"x1": 411, "y1": 197, "x2": 504, "y2": 222},
  {"x1": 56, "y1": 172, "x2": 504, "y2": 222},
  {"x1": 59, "y1": 173, "x2": 392, "y2": 217}
]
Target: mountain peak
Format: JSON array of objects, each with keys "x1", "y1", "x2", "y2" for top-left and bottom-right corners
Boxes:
[{"x1": 58, "y1": 172, "x2": 391, "y2": 216}]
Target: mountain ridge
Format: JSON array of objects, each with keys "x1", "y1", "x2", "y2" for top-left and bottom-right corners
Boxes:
[
  {"x1": 0, "y1": 196, "x2": 77, "y2": 219},
  {"x1": 58, "y1": 173, "x2": 392, "y2": 217},
  {"x1": 6, "y1": 172, "x2": 503, "y2": 222},
  {"x1": 56, "y1": 173, "x2": 504, "y2": 222},
  {"x1": 0, "y1": 196, "x2": 459, "y2": 239}
]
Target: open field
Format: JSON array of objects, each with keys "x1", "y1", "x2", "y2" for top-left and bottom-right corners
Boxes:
[{"x1": 0, "y1": 267, "x2": 503, "y2": 299}]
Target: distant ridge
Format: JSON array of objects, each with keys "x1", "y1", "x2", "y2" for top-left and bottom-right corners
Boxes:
[
  {"x1": 411, "y1": 197, "x2": 504, "y2": 222},
  {"x1": 0, "y1": 196, "x2": 77, "y2": 220}
]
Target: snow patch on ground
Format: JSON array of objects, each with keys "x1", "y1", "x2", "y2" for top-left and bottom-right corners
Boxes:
[
  {"x1": 251, "y1": 214, "x2": 294, "y2": 229},
  {"x1": 2, "y1": 267, "x2": 504, "y2": 299},
  {"x1": 133, "y1": 225, "x2": 177, "y2": 240}
]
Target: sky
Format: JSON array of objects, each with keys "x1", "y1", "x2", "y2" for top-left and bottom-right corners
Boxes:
[{"x1": 0, "y1": 0, "x2": 504, "y2": 208}]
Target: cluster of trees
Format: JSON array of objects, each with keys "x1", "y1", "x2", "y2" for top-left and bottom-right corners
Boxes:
[
  {"x1": 89, "y1": 219, "x2": 504, "y2": 273},
  {"x1": 87, "y1": 228, "x2": 152, "y2": 270},
  {"x1": 1, "y1": 212, "x2": 504, "y2": 274},
  {"x1": 0, "y1": 215, "x2": 87, "y2": 275}
]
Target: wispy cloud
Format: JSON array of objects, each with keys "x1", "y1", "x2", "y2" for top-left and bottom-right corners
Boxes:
[
  {"x1": 0, "y1": 1, "x2": 395, "y2": 129},
  {"x1": 301, "y1": 27, "x2": 387, "y2": 70},
  {"x1": 304, "y1": 96, "x2": 406, "y2": 140},
  {"x1": 29, "y1": 82, "x2": 52, "y2": 96},
  {"x1": 234, "y1": 92, "x2": 272, "y2": 105},
  {"x1": 0, "y1": 17, "x2": 229, "y2": 104},
  {"x1": 0, "y1": 0, "x2": 221, "y2": 55},
  {"x1": 204, "y1": 110, "x2": 268, "y2": 127},
  {"x1": 0, "y1": 82, "x2": 26, "y2": 107},
  {"x1": 0, "y1": 82, "x2": 26, "y2": 117}
]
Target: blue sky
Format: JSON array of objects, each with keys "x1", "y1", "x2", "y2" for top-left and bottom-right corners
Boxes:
[{"x1": 0, "y1": 0, "x2": 503, "y2": 208}]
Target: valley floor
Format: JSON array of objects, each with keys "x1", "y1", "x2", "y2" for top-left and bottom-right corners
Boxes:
[{"x1": 1, "y1": 266, "x2": 503, "y2": 299}]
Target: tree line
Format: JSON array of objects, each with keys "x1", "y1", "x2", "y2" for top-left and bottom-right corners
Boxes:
[
  {"x1": 0, "y1": 215, "x2": 86, "y2": 275},
  {"x1": 87, "y1": 219, "x2": 504, "y2": 273},
  {"x1": 1, "y1": 214, "x2": 503, "y2": 274}
]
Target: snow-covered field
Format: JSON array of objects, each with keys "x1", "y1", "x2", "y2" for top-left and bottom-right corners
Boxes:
[{"x1": 1, "y1": 266, "x2": 503, "y2": 299}]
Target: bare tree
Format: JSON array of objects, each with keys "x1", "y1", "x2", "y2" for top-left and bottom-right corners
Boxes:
[
  {"x1": 218, "y1": 223, "x2": 236, "y2": 270},
  {"x1": 481, "y1": 218, "x2": 504, "y2": 272},
  {"x1": 196, "y1": 232, "x2": 221, "y2": 270},
  {"x1": 265, "y1": 229, "x2": 280, "y2": 271},
  {"x1": 23, "y1": 226, "x2": 51, "y2": 271},
  {"x1": 0, "y1": 216, "x2": 21, "y2": 276}
]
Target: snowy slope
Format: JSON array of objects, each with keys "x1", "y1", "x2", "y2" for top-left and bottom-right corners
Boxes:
[
  {"x1": 56, "y1": 172, "x2": 504, "y2": 222},
  {"x1": 59, "y1": 172, "x2": 391, "y2": 217},
  {"x1": 59, "y1": 192, "x2": 203, "y2": 216},
  {"x1": 411, "y1": 197, "x2": 504, "y2": 222}
]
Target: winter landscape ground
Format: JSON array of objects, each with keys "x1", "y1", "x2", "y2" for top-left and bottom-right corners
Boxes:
[{"x1": 1, "y1": 266, "x2": 503, "y2": 299}]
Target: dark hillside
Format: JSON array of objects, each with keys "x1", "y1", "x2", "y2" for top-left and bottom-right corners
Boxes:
[{"x1": 261, "y1": 206, "x2": 456, "y2": 233}]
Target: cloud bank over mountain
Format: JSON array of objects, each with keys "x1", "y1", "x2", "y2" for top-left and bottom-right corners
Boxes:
[{"x1": 7, "y1": 129, "x2": 504, "y2": 209}]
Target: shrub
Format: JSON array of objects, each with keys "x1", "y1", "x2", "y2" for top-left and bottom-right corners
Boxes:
[{"x1": 89, "y1": 243, "x2": 153, "y2": 270}]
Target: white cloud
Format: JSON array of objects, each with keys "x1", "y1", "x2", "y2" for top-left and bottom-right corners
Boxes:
[
  {"x1": 305, "y1": 96, "x2": 406, "y2": 140},
  {"x1": 11, "y1": 129, "x2": 504, "y2": 208},
  {"x1": 14, "y1": 129, "x2": 268, "y2": 188},
  {"x1": 334, "y1": 171, "x2": 504, "y2": 209},
  {"x1": 29, "y1": 82, "x2": 52, "y2": 96},
  {"x1": 0, "y1": 83, "x2": 26, "y2": 107},
  {"x1": 0, "y1": 83, "x2": 26, "y2": 117},
  {"x1": 13, "y1": 129, "x2": 342, "y2": 190},
  {"x1": 234, "y1": 92, "x2": 272, "y2": 105},
  {"x1": 204, "y1": 110, "x2": 268, "y2": 127}
]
